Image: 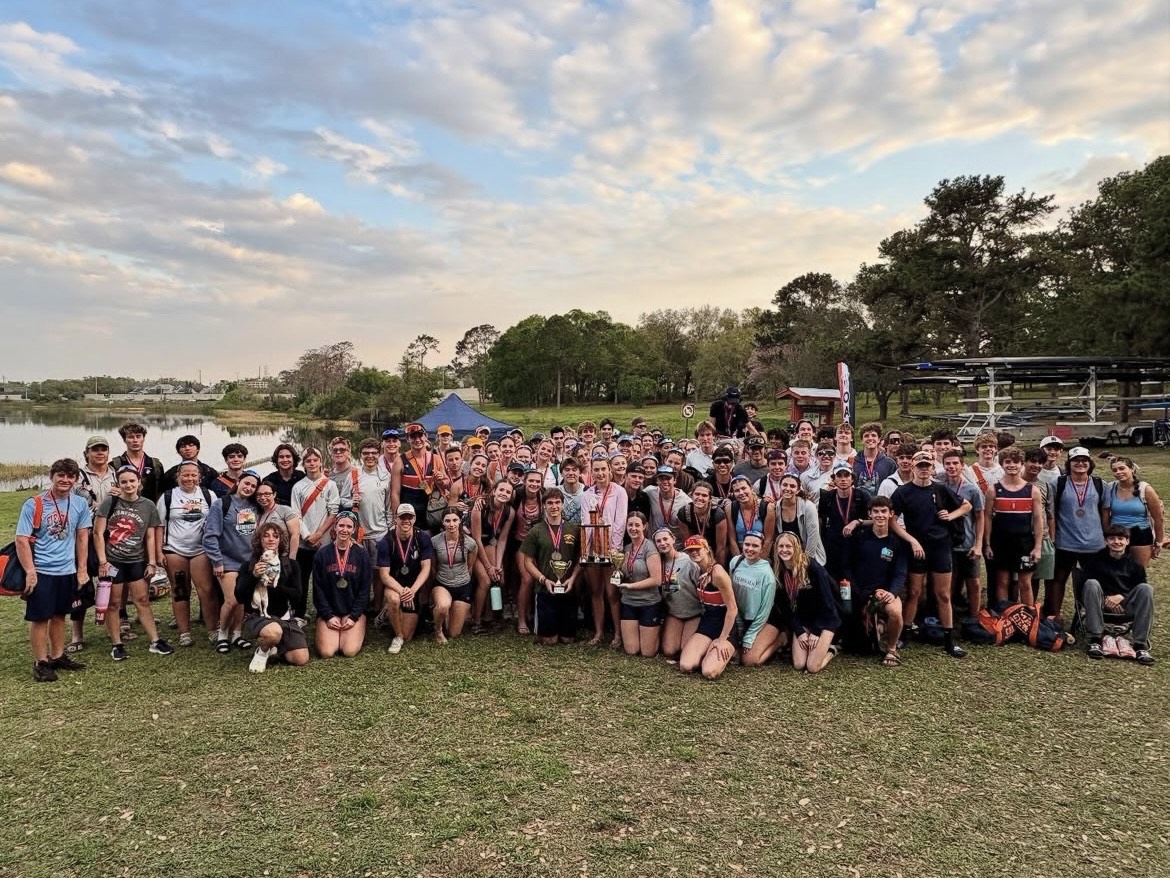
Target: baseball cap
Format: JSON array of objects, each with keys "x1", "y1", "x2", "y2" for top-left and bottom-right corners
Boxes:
[
  {"x1": 657, "y1": 436, "x2": 673, "y2": 446},
  {"x1": 437, "y1": 424, "x2": 453, "y2": 436},
  {"x1": 381, "y1": 428, "x2": 401, "y2": 439},
  {"x1": 747, "y1": 437, "x2": 767, "y2": 449},
  {"x1": 912, "y1": 450, "x2": 934, "y2": 465},
  {"x1": 641, "y1": 454, "x2": 659, "y2": 464},
  {"x1": 725, "y1": 386, "x2": 741, "y2": 399},
  {"x1": 507, "y1": 461, "x2": 528, "y2": 473},
  {"x1": 1039, "y1": 436, "x2": 1064, "y2": 449},
  {"x1": 656, "y1": 465, "x2": 676, "y2": 477},
  {"x1": 85, "y1": 435, "x2": 110, "y2": 450},
  {"x1": 1068, "y1": 446, "x2": 1091, "y2": 460},
  {"x1": 466, "y1": 437, "x2": 484, "y2": 448},
  {"x1": 683, "y1": 536, "x2": 710, "y2": 553},
  {"x1": 831, "y1": 462, "x2": 853, "y2": 475},
  {"x1": 618, "y1": 434, "x2": 634, "y2": 444},
  {"x1": 395, "y1": 503, "x2": 416, "y2": 517},
  {"x1": 475, "y1": 424, "x2": 491, "y2": 435},
  {"x1": 405, "y1": 422, "x2": 426, "y2": 436}
]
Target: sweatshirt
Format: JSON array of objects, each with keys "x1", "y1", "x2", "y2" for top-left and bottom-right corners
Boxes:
[
  {"x1": 234, "y1": 556, "x2": 302, "y2": 618},
  {"x1": 312, "y1": 543, "x2": 372, "y2": 621},
  {"x1": 1082, "y1": 549, "x2": 1148, "y2": 597},
  {"x1": 729, "y1": 556, "x2": 776, "y2": 649},
  {"x1": 202, "y1": 496, "x2": 258, "y2": 571}
]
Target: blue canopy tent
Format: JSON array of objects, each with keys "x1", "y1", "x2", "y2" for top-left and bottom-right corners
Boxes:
[{"x1": 416, "y1": 394, "x2": 517, "y2": 439}]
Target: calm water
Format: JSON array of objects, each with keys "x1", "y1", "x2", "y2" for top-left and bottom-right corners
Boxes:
[{"x1": 0, "y1": 410, "x2": 344, "y2": 489}]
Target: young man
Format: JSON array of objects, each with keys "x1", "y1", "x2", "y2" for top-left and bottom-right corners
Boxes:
[
  {"x1": 878, "y1": 443, "x2": 918, "y2": 499},
  {"x1": 77, "y1": 435, "x2": 116, "y2": 511},
  {"x1": 743, "y1": 402, "x2": 765, "y2": 436},
  {"x1": 766, "y1": 427, "x2": 788, "y2": 452},
  {"x1": 929, "y1": 429, "x2": 958, "y2": 476},
  {"x1": 706, "y1": 447, "x2": 737, "y2": 502},
  {"x1": 892, "y1": 451, "x2": 972, "y2": 658},
  {"x1": 599, "y1": 419, "x2": 616, "y2": 444},
  {"x1": 785, "y1": 439, "x2": 815, "y2": 480},
  {"x1": 210, "y1": 443, "x2": 249, "y2": 498},
  {"x1": 435, "y1": 425, "x2": 456, "y2": 459},
  {"x1": 110, "y1": 422, "x2": 164, "y2": 502},
  {"x1": 390, "y1": 424, "x2": 449, "y2": 529},
  {"x1": 708, "y1": 386, "x2": 749, "y2": 438},
  {"x1": 645, "y1": 466, "x2": 690, "y2": 539},
  {"x1": 263, "y1": 444, "x2": 306, "y2": 507},
  {"x1": 940, "y1": 449, "x2": 985, "y2": 618},
  {"x1": 687, "y1": 421, "x2": 717, "y2": 474},
  {"x1": 757, "y1": 450, "x2": 788, "y2": 503},
  {"x1": 328, "y1": 436, "x2": 362, "y2": 512},
  {"x1": 833, "y1": 424, "x2": 856, "y2": 468},
  {"x1": 852, "y1": 422, "x2": 896, "y2": 496},
  {"x1": 356, "y1": 438, "x2": 390, "y2": 564},
  {"x1": 663, "y1": 448, "x2": 695, "y2": 494},
  {"x1": 845, "y1": 496, "x2": 908, "y2": 665},
  {"x1": 16, "y1": 459, "x2": 93, "y2": 682},
  {"x1": 630, "y1": 416, "x2": 648, "y2": 438},
  {"x1": 161, "y1": 435, "x2": 219, "y2": 492},
  {"x1": 818, "y1": 464, "x2": 871, "y2": 583},
  {"x1": 964, "y1": 432, "x2": 1004, "y2": 493},
  {"x1": 576, "y1": 421, "x2": 598, "y2": 448},
  {"x1": 1082, "y1": 526, "x2": 1155, "y2": 664},
  {"x1": 983, "y1": 448, "x2": 1044, "y2": 607},
  {"x1": 1022, "y1": 448, "x2": 1057, "y2": 591},
  {"x1": 559, "y1": 458, "x2": 586, "y2": 524},
  {"x1": 801, "y1": 445, "x2": 837, "y2": 498},
  {"x1": 733, "y1": 437, "x2": 769, "y2": 483},
  {"x1": 376, "y1": 428, "x2": 402, "y2": 479},
  {"x1": 1037, "y1": 436, "x2": 1064, "y2": 490},
  {"x1": 622, "y1": 468, "x2": 653, "y2": 524},
  {"x1": 1048, "y1": 446, "x2": 1107, "y2": 619},
  {"x1": 521, "y1": 489, "x2": 583, "y2": 645},
  {"x1": 794, "y1": 419, "x2": 817, "y2": 444}
]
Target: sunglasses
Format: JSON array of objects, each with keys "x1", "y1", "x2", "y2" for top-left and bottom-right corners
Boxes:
[
  {"x1": 914, "y1": 462, "x2": 933, "y2": 469},
  {"x1": 886, "y1": 437, "x2": 902, "y2": 443}
]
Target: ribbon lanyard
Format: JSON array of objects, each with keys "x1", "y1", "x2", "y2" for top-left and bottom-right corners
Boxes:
[
  {"x1": 661, "y1": 557, "x2": 676, "y2": 584},
  {"x1": 548, "y1": 523, "x2": 563, "y2": 552},
  {"x1": 658, "y1": 491, "x2": 673, "y2": 526},
  {"x1": 445, "y1": 535, "x2": 461, "y2": 567},
  {"x1": 742, "y1": 501, "x2": 757, "y2": 534},
  {"x1": 626, "y1": 539, "x2": 643, "y2": 576},
  {"x1": 334, "y1": 542, "x2": 352, "y2": 578},
  {"x1": 836, "y1": 492, "x2": 852, "y2": 525},
  {"x1": 395, "y1": 531, "x2": 414, "y2": 566},
  {"x1": 1072, "y1": 479, "x2": 1090, "y2": 510}
]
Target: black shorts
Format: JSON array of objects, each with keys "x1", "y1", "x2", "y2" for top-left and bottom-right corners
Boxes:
[
  {"x1": 908, "y1": 540, "x2": 952, "y2": 575},
  {"x1": 1125, "y1": 526, "x2": 1154, "y2": 547},
  {"x1": 620, "y1": 601, "x2": 663, "y2": 627},
  {"x1": 535, "y1": 591, "x2": 577, "y2": 639},
  {"x1": 951, "y1": 550, "x2": 977, "y2": 581},
  {"x1": 242, "y1": 616, "x2": 308, "y2": 654},
  {"x1": 1054, "y1": 548, "x2": 1099, "y2": 575},
  {"x1": 437, "y1": 582, "x2": 472, "y2": 604},
  {"x1": 990, "y1": 531, "x2": 1035, "y2": 573},
  {"x1": 110, "y1": 560, "x2": 148, "y2": 585},
  {"x1": 24, "y1": 573, "x2": 79, "y2": 622},
  {"x1": 696, "y1": 605, "x2": 727, "y2": 639}
]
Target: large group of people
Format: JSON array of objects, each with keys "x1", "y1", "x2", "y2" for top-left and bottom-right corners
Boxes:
[{"x1": 12, "y1": 390, "x2": 1164, "y2": 683}]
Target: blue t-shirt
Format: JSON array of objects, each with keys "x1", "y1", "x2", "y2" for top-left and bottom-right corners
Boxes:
[
  {"x1": 1056, "y1": 477, "x2": 1106, "y2": 552},
  {"x1": 16, "y1": 492, "x2": 94, "y2": 576}
]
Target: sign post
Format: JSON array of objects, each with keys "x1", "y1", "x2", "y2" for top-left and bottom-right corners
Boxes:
[{"x1": 681, "y1": 402, "x2": 695, "y2": 439}]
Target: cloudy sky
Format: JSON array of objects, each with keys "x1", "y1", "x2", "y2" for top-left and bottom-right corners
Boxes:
[{"x1": 1, "y1": 1, "x2": 1165, "y2": 382}]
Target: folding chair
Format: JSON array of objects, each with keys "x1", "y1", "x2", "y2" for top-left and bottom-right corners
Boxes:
[{"x1": 1070, "y1": 569, "x2": 1133, "y2": 640}]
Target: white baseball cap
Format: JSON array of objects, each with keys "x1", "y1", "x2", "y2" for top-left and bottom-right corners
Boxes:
[
  {"x1": 1039, "y1": 436, "x2": 1065, "y2": 449},
  {"x1": 396, "y1": 503, "x2": 417, "y2": 517},
  {"x1": 1068, "y1": 446, "x2": 1091, "y2": 460}
]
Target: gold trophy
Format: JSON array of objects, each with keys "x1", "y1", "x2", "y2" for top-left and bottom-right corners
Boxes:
[
  {"x1": 549, "y1": 556, "x2": 571, "y2": 593},
  {"x1": 581, "y1": 509, "x2": 613, "y2": 566}
]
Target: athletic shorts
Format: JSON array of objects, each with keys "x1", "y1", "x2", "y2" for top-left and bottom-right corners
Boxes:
[
  {"x1": 437, "y1": 581, "x2": 472, "y2": 604},
  {"x1": 990, "y1": 531, "x2": 1035, "y2": 573},
  {"x1": 1126, "y1": 526, "x2": 1154, "y2": 547},
  {"x1": 1054, "y1": 548, "x2": 1099, "y2": 575},
  {"x1": 951, "y1": 550, "x2": 977, "y2": 582},
  {"x1": 23, "y1": 573, "x2": 78, "y2": 622},
  {"x1": 696, "y1": 605, "x2": 727, "y2": 640},
  {"x1": 908, "y1": 540, "x2": 952, "y2": 575},
  {"x1": 242, "y1": 616, "x2": 308, "y2": 654},
  {"x1": 620, "y1": 601, "x2": 664, "y2": 627},
  {"x1": 535, "y1": 591, "x2": 577, "y2": 640},
  {"x1": 1035, "y1": 538, "x2": 1055, "y2": 581},
  {"x1": 110, "y1": 560, "x2": 148, "y2": 585}
]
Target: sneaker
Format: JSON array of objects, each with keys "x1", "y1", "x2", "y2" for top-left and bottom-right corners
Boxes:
[
  {"x1": 1136, "y1": 648, "x2": 1155, "y2": 666},
  {"x1": 178, "y1": 632, "x2": 194, "y2": 648},
  {"x1": 943, "y1": 643, "x2": 967, "y2": 659},
  {"x1": 33, "y1": 660, "x2": 58, "y2": 683},
  {"x1": 208, "y1": 628, "x2": 220, "y2": 643},
  {"x1": 1116, "y1": 637, "x2": 1137, "y2": 660},
  {"x1": 294, "y1": 617, "x2": 307, "y2": 630},
  {"x1": 388, "y1": 636, "x2": 404, "y2": 655},
  {"x1": 111, "y1": 643, "x2": 129, "y2": 662},
  {"x1": 1087, "y1": 641, "x2": 1105, "y2": 660},
  {"x1": 248, "y1": 646, "x2": 276, "y2": 674},
  {"x1": 50, "y1": 654, "x2": 86, "y2": 672},
  {"x1": 1102, "y1": 635, "x2": 1120, "y2": 658},
  {"x1": 149, "y1": 639, "x2": 175, "y2": 656}
]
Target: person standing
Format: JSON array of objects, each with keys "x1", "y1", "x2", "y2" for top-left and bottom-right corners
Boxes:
[
  {"x1": 580, "y1": 456, "x2": 628, "y2": 645},
  {"x1": 1048, "y1": 447, "x2": 1107, "y2": 620},
  {"x1": 520, "y1": 489, "x2": 583, "y2": 645},
  {"x1": 156, "y1": 461, "x2": 217, "y2": 648},
  {"x1": 16, "y1": 459, "x2": 93, "y2": 682},
  {"x1": 110, "y1": 422, "x2": 165, "y2": 503},
  {"x1": 852, "y1": 423, "x2": 896, "y2": 496},
  {"x1": 160, "y1": 435, "x2": 219, "y2": 492},
  {"x1": 290, "y1": 448, "x2": 340, "y2": 625},
  {"x1": 391, "y1": 423, "x2": 449, "y2": 530},
  {"x1": 983, "y1": 448, "x2": 1044, "y2": 607},
  {"x1": 263, "y1": 444, "x2": 306, "y2": 507},
  {"x1": 69, "y1": 437, "x2": 115, "y2": 653},
  {"x1": 209, "y1": 443, "x2": 249, "y2": 499}
]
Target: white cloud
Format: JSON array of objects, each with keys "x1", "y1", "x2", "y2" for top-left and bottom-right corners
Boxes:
[
  {"x1": 0, "y1": 21, "x2": 127, "y2": 96},
  {"x1": 0, "y1": 160, "x2": 56, "y2": 190}
]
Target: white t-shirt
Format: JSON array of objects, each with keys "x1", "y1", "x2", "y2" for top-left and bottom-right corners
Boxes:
[
  {"x1": 292, "y1": 477, "x2": 342, "y2": 547},
  {"x1": 158, "y1": 487, "x2": 212, "y2": 557},
  {"x1": 356, "y1": 468, "x2": 390, "y2": 539}
]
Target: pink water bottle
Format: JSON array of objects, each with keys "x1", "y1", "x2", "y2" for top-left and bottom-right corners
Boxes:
[{"x1": 95, "y1": 576, "x2": 112, "y2": 623}]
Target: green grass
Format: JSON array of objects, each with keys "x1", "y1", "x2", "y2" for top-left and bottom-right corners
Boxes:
[{"x1": 1, "y1": 457, "x2": 1169, "y2": 877}]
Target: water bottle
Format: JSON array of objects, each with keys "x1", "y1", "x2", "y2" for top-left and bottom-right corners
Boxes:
[
  {"x1": 489, "y1": 583, "x2": 503, "y2": 612},
  {"x1": 95, "y1": 577, "x2": 112, "y2": 623},
  {"x1": 839, "y1": 579, "x2": 853, "y2": 616}
]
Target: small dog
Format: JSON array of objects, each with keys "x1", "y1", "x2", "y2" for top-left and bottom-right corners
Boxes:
[{"x1": 252, "y1": 549, "x2": 280, "y2": 617}]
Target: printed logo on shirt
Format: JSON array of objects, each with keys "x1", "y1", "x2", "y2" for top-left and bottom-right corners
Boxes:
[{"x1": 236, "y1": 508, "x2": 257, "y2": 536}]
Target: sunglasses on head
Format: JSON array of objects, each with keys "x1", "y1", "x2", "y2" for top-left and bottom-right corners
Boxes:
[{"x1": 914, "y1": 462, "x2": 933, "y2": 469}]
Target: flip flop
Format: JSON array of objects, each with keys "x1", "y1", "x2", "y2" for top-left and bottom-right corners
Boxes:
[
  {"x1": 66, "y1": 640, "x2": 86, "y2": 654},
  {"x1": 882, "y1": 650, "x2": 902, "y2": 667}
]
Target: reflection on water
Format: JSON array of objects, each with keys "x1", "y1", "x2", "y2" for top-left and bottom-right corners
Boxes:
[{"x1": 0, "y1": 410, "x2": 372, "y2": 490}]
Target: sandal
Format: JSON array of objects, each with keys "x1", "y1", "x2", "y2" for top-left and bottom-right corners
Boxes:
[
  {"x1": 882, "y1": 650, "x2": 902, "y2": 667},
  {"x1": 516, "y1": 625, "x2": 530, "y2": 636},
  {"x1": 215, "y1": 639, "x2": 231, "y2": 654},
  {"x1": 121, "y1": 629, "x2": 138, "y2": 642},
  {"x1": 66, "y1": 640, "x2": 86, "y2": 653},
  {"x1": 233, "y1": 637, "x2": 253, "y2": 651}
]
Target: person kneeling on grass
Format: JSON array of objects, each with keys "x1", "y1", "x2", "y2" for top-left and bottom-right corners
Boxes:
[
  {"x1": 845, "y1": 497, "x2": 908, "y2": 666},
  {"x1": 729, "y1": 532, "x2": 778, "y2": 667},
  {"x1": 520, "y1": 489, "x2": 582, "y2": 645},
  {"x1": 1083, "y1": 526, "x2": 1155, "y2": 665},
  {"x1": 312, "y1": 512, "x2": 370, "y2": 658},
  {"x1": 377, "y1": 504, "x2": 434, "y2": 655},
  {"x1": 774, "y1": 533, "x2": 840, "y2": 674},
  {"x1": 234, "y1": 522, "x2": 309, "y2": 673},
  {"x1": 678, "y1": 537, "x2": 738, "y2": 679}
]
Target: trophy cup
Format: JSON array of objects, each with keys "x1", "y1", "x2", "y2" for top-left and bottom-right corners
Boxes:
[
  {"x1": 580, "y1": 509, "x2": 613, "y2": 566},
  {"x1": 549, "y1": 557, "x2": 571, "y2": 593}
]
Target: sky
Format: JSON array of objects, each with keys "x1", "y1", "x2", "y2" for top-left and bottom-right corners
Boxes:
[{"x1": 1, "y1": 0, "x2": 1166, "y2": 382}]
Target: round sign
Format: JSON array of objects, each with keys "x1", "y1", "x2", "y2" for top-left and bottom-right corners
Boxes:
[{"x1": 681, "y1": 403, "x2": 695, "y2": 419}]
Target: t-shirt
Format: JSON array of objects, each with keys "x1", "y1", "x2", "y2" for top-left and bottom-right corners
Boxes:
[
  {"x1": 263, "y1": 469, "x2": 306, "y2": 507},
  {"x1": 620, "y1": 538, "x2": 660, "y2": 606},
  {"x1": 732, "y1": 461, "x2": 768, "y2": 483},
  {"x1": 97, "y1": 495, "x2": 161, "y2": 564},
  {"x1": 661, "y1": 552, "x2": 702, "y2": 619},
  {"x1": 579, "y1": 483, "x2": 628, "y2": 554},
  {"x1": 433, "y1": 533, "x2": 476, "y2": 587},
  {"x1": 355, "y1": 468, "x2": 390, "y2": 539},
  {"x1": 941, "y1": 479, "x2": 983, "y2": 553},
  {"x1": 291, "y1": 477, "x2": 341, "y2": 548},
  {"x1": 520, "y1": 520, "x2": 581, "y2": 583},
  {"x1": 1055, "y1": 477, "x2": 1106, "y2": 552},
  {"x1": 891, "y1": 481, "x2": 963, "y2": 545},
  {"x1": 847, "y1": 527, "x2": 908, "y2": 598},
  {"x1": 964, "y1": 463, "x2": 1004, "y2": 493},
  {"x1": 801, "y1": 467, "x2": 833, "y2": 497},
  {"x1": 686, "y1": 448, "x2": 713, "y2": 474},
  {"x1": 158, "y1": 487, "x2": 212, "y2": 556},
  {"x1": 729, "y1": 556, "x2": 776, "y2": 649},
  {"x1": 643, "y1": 486, "x2": 690, "y2": 536},
  {"x1": 560, "y1": 485, "x2": 586, "y2": 525},
  {"x1": 258, "y1": 504, "x2": 299, "y2": 541},
  {"x1": 16, "y1": 492, "x2": 93, "y2": 575},
  {"x1": 376, "y1": 528, "x2": 434, "y2": 586}
]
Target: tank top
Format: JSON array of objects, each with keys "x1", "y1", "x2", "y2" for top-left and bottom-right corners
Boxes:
[
  {"x1": 400, "y1": 451, "x2": 437, "y2": 499},
  {"x1": 731, "y1": 498, "x2": 768, "y2": 543},
  {"x1": 1108, "y1": 483, "x2": 1149, "y2": 529},
  {"x1": 993, "y1": 482, "x2": 1033, "y2": 535},
  {"x1": 697, "y1": 568, "x2": 726, "y2": 608}
]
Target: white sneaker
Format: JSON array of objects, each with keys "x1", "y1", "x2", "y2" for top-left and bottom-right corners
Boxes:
[
  {"x1": 248, "y1": 646, "x2": 277, "y2": 674},
  {"x1": 388, "y1": 636, "x2": 404, "y2": 655}
]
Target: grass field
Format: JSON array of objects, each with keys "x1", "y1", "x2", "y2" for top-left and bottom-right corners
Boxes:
[{"x1": 1, "y1": 454, "x2": 1169, "y2": 878}]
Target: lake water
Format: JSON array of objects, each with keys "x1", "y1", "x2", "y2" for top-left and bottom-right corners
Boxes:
[{"x1": 0, "y1": 410, "x2": 340, "y2": 490}]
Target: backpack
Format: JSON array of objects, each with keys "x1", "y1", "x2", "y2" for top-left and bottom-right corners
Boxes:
[
  {"x1": 0, "y1": 496, "x2": 45, "y2": 596},
  {"x1": 977, "y1": 603, "x2": 1066, "y2": 651},
  {"x1": 929, "y1": 483, "x2": 967, "y2": 546},
  {"x1": 161, "y1": 487, "x2": 214, "y2": 543}
]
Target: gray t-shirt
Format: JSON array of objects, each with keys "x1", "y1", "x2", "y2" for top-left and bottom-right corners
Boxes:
[
  {"x1": 621, "y1": 539, "x2": 660, "y2": 607},
  {"x1": 1055, "y1": 477, "x2": 1106, "y2": 552},
  {"x1": 662, "y1": 552, "x2": 702, "y2": 619},
  {"x1": 98, "y1": 495, "x2": 161, "y2": 564},
  {"x1": 433, "y1": 533, "x2": 476, "y2": 588}
]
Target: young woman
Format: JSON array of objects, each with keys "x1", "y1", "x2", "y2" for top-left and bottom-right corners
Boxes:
[
  {"x1": 532, "y1": 439, "x2": 560, "y2": 488},
  {"x1": 1104, "y1": 456, "x2": 1164, "y2": 567},
  {"x1": 775, "y1": 474, "x2": 825, "y2": 564},
  {"x1": 449, "y1": 453, "x2": 492, "y2": 517},
  {"x1": 469, "y1": 480, "x2": 515, "y2": 631},
  {"x1": 203, "y1": 471, "x2": 262, "y2": 654},
  {"x1": 156, "y1": 461, "x2": 216, "y2": 648},
  {"x1": 656, "y1": 526, "x2": 701, "y2": 659},
  {"x1": 377, "y1": 505, "x2": 434, "y2": 654},
  {"x1": 773, "y1": 533, "x2": 841, "y2": 674},
  {"x1": 234, "y1": 522, "x2": 309, "y2": 672},
  {"x1": 290, "y1": 448, "x2": 340, "y2": 624},
  {"x1": 254, "y1": 482, "x2": 301, "y2": 556},
  {"x1": 616, "y1": 512, "x2": 664, "y2": 657},
  {"x1": 94, "y1": 466, "x2": 173, "y2": 660},
  {"x1": 312, "y1": 512, "x2": 370, "y2": 658},
  {"x1": 581, "y1": 456, "x2": 629, "y2": 645},
  {"x1": 726, "y1": 475, "x2": 776, "y2": 561},
  {"x1": 488, "y1": 436, "x2": 517, "y2": 483},
  {"x1": 510, "y1": 470, "x2": 545, "y2": 634},
  {"x1": 678, "y1": 481, "x2": 729, "y2": 566},
  {"x1": 729, "y1": 532, "x2": 778, "y2": 668},
  {"x1": 431, "y1": 510, "x2": 478, "y2": 642},
  {"x1": 679, "y1": 537, "x2": 738, "y2": 679}
]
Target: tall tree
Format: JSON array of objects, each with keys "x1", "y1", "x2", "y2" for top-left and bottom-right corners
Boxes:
[{"x1": 452, "y1": 324, "x2": 499, "y2": 406}]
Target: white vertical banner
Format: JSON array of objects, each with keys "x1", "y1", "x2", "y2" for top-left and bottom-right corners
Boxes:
[{"x1": 837, "y1": 361, "x2": 854, "y2": 425}]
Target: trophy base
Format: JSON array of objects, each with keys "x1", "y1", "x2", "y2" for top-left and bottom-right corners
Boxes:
[{"x1": 579, "y1": 557, "x2": 614, "y2": 567}]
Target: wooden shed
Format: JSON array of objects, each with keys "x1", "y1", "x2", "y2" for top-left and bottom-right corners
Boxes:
[{"x1": 775, "y1": 387, "x2": 840, "y2": 426}]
